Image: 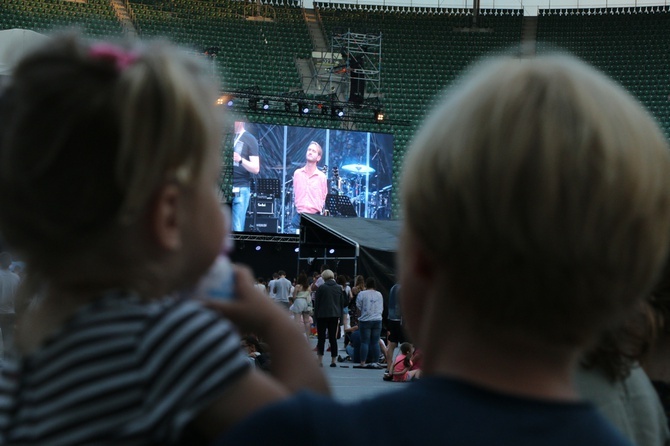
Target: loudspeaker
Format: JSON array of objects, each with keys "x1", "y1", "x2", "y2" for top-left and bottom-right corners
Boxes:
[
  {"x1": 349, "y1": 76, "x2": 365, "y2": 104},
  {"x1": 348, "y1": 55, "x2": 365, "y2": 105},
  {"x1": 254, "y1": 198, "x2": 274, "y2": 215},
  {"x1": 246, "y1": 217, "x2": 279, "y2": 233}
]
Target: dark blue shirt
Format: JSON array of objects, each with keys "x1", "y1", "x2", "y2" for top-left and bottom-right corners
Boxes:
[
  {"x1": 218, "y1": 376, "x2": 632, "y2": 446},
  {"x1": 388, "y1": 284, "x2": 401, "y2": 321}
]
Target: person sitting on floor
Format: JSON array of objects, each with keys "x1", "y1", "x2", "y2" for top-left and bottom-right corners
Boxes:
[
  {"x1": 241, "y1": 335, "x2": 272, "y2": 372},
  {"x1": 391, "y1": 343, "x2": 413, "y2": 382}
]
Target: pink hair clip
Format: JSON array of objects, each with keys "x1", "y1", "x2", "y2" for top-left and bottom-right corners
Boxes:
[{"x1": 89, "y1": 43, "x2": 139, "y2": 72}]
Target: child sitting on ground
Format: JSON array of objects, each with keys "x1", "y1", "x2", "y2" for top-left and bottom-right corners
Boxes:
[
  {"x1": 391, "y1": 343, "x2": 413, "y2": 382},
  {"x1": 387, "y1": 343, "x2": 420, "y2": 382},
  {"x1": 408, "y1": 348, "x2": 422, "y2": 380},
  {"x1": 241, "y1": 335, "x2": 272, "y2": 372}
]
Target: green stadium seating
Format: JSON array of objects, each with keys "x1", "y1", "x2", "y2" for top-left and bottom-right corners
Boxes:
[
  {"x1": 129, "y1": 0, "x2": 311, "y2": 95},
  {"x1": 0, "y1": 0, "x2": 123, "y2": 38},
  {"x1": 317, "y1": 3, "x2": 522, "y2": 124},
  {"x1": 537, "y1": 7, "x2": 670, "y2": 137}
]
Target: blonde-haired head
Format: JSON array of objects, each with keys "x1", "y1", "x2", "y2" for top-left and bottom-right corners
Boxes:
[
  {"x1": 114, "y1": 40, "x2": 222, "y2": 223},
  {"x1": 308, "y1": 141, "x2": 323, "y2": 157},
  {"x1": 0, "y1": 34, "x2": 222, "y2": 280},
  {"x1": 401, "y1": 53, "x2": 670, "y2": 346}
]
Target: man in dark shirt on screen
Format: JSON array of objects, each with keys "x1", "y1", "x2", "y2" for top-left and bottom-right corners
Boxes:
[{"x1": 232, "y1": 121, "x2": 259, "y2": 232}]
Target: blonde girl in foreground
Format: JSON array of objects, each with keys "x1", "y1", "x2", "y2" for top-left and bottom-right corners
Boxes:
[{"x1": 0, "y1": 34, "x2": 326, "y2": 445}]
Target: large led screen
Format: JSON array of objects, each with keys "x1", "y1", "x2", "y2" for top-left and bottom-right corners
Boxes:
[{"x1": 230, "y1": 122, "x2": 394, "y2": 234}]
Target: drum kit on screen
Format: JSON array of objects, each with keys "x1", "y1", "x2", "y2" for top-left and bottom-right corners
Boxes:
[{"x1": 337, "y1": 164, "x2": 391, "y2": 219}]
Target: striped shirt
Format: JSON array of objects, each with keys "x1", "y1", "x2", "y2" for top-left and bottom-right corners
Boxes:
[{"x1": 0, "y1": 292, "x2": 249, "y2": 445}]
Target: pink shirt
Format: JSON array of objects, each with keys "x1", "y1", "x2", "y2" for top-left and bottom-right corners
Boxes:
[
  {"x1": 393, "y1": 353, "x2": 411, "y2": 382},
  {"x1": 293, "y1": 166, "x2": 328, "y2": 214}
]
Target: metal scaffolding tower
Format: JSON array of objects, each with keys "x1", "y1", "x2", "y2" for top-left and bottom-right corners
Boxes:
[
  {"x1": 307, "y1": 31, "x2": 382, "y2": 105},
  {"x1": 244, "y1": 0, "x2": 275, "y2": 21}
]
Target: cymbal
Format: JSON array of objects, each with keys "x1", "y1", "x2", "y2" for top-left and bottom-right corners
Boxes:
[{"x1": 342, "y1": 164, "x2": 375, "y2": 174}]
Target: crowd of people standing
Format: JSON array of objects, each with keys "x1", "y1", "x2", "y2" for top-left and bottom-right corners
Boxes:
[{"x1": 251, "y1": 266, "x2": 413, "y2": 372}]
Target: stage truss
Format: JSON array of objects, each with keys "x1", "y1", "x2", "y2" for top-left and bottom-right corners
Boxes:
[{"x1": 307, "y1": 31, "x2": 382, "y2": 105}]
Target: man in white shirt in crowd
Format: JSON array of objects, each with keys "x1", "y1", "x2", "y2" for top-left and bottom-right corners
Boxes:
[
  {"x1": 272, "y1": 271, "x2": 292, "y2": 310},
  {"x1": 267, "y1": 272, "x2": 278, "y2": 301}
]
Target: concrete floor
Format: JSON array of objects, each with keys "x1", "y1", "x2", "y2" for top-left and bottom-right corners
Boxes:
[{"x1": 310, "y1": 337, "x2": 404, "y2": 404}]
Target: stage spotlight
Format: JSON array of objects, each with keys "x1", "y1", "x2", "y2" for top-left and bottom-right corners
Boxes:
[
  {"x1": 328, "y1": 248, "x2": 335, "y2": 254},
  {"x1": 335, "y1": 107, "x2": 344, "y2": 118},
  {"x1": 249, "y1": 98, "x2": 258, "y2": 110},
  {"x1": 374, "y1": 109, "x2": 385, "y2": 122},
  {"x1": 217, "y1": 95, "x2": 234, "y2": 107},
  {"x1": 262, "y1": 100, "x2": 270, "y2": 110},
  {"x1": 298, "y1": 102, "x2": 310, "y2": 114},
  {"x1": 255, "y1": 245, "x2": 261, "y2": 251},
  {"x1": 285, "y1": 101, "x2": 292, "y2": 112},
  {"x1": 294, "y1": 247, "x2": 299, "y2": 253}
]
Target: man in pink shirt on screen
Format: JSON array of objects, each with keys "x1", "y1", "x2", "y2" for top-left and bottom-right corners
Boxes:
[{"x1": 291, "y1": 141, "x2": 328, "y2": 232}]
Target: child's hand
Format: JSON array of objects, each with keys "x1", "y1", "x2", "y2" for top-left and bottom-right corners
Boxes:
[
  {"x1": 204, "y1": 265, "x2": 289, "y2": 336},
  {"x1": 204, "y1": 264, "x2": 330, "y2": 396}
]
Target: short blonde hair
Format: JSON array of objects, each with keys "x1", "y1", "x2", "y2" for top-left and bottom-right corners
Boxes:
[
  {"x1": 401, "y1": 54, "x2": 670, "y2": 346},
  {"x1": 0, "y1": 34, "x2": 221, "y2": 274},
  {"x1": 308, "y1": 141, "x2": 323, "y2": 157},
  {"x1": 321, "y1": 269, "x2": 335, "y2": 281}
]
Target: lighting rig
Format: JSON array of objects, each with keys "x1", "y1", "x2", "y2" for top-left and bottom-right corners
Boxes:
[{"x1": 218, "y1": 90, "x2": 406, "y2": 125}]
